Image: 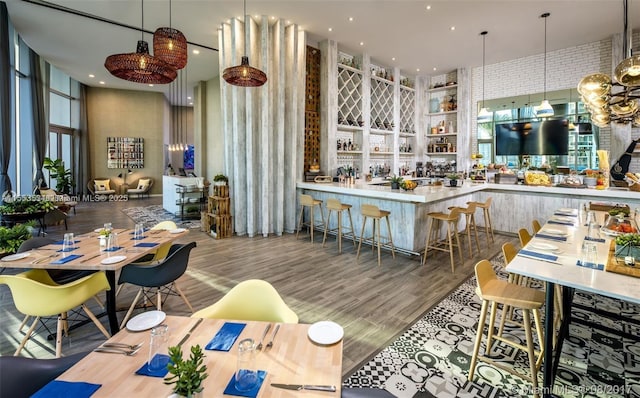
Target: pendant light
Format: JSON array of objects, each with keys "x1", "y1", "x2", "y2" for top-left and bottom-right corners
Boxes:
[
  {"x1": 105, "y1": 0, "x2": 177, "y2": 84},
  {"x1": 222, "y1": 0, "x2": 267, "y2": 87},
  {"x1": 535, "y1": 12, "x2": 554, "y2": 118},
  {"x1": 154, "y1": 0, "x2": 188, "y2": 70},
  {"x1": 477, "y1": 31, "x2": 492, "y2": 122}
]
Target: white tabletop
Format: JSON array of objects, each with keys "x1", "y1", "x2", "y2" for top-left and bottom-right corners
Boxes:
[{"x1": 505, "y1": 209, "x2": 640, "y2": 305}]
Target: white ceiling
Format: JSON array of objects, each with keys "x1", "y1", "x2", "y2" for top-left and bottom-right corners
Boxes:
[{"x1": 6, "y1": 0, "x2": 640, "y2": 105}]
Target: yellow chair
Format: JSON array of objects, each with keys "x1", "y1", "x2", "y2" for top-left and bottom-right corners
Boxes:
[
  {"x1": 0, "y1": 270, "x2": 111, "y2": 358},
  {"x1": 192, "y1": 279, "x2": 299, "y2": 323},
  {"x1": 518, "y1": 228, "x2": 532, "y2": 247},
  {"x1": 532, "y1": 219, "x2": 542, "y2": 234}
]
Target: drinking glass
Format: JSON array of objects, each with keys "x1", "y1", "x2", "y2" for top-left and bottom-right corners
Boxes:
[
  {"x1": 134, "y1": 223, "x2": 145, "y2": 240},
  {"x1": 148, "y1": 324, "x2": 169, "y2": 372},
  {"x1": 62, "y1": 233, "x2": 74, "y2": 254},
  {"x1": 106, "y1": 232, "x2": 118, "y2": 251},
  {"x1": 103, "y1": 222, "x2": 112, "y2": 233},
  {"x1": 235, "y1": 338, "x2": 258, "y2": 391},
  {"x1": 581, "y1": 241, "x2": 598, "y2": 267}
]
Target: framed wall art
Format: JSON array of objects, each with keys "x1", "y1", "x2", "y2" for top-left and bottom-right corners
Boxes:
[{"x1": 107, "y1": 137, "x2": 144, "y2": 169}]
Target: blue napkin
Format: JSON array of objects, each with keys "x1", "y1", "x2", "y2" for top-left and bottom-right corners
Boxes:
[
  {"x1": 518, "y1": 249, "x2": 558, "y2": 262},
  {"x1": 548, "y1": 220, "x2": 574, "y2": 226},
  {"x1": 103, "y1": 246, "x2": 123, "y2": 252},
  {"x1": 31, "y1": 380, "x2": 101, "y2": 398},
  {"x1": 206, "y1": 322, "x2": 246, "y2": 351},
  {"x1": 576, "y1": 260, "x2": 604, "y2": 270},
  {"x1": 133, "y1": 242, "x2": 159, "y2": 248},
  {"x1": 53, "y1": 240, "x2": 81, "y2": 245},
  {"x1": 535, "y1": 233, "x2": 567, "y2": 242},
  {"x1": 584, "y1": 236, "x2": 606, "y2": 243},
  {"x1": 135, "y1": 354, "x2": 171, "y2": 377},
  {"x1": 223, "y1": 370, "x2": 267, "y2": 397},
  {"x1": 51, "y1": 254, "x2": 83, "y2": 264},
  {"x1": 57, "y1": 247, "x2": 78, "y2": 252},
  {"x1": 554, "y1": 212, "x2": 577, "y2": 217}
]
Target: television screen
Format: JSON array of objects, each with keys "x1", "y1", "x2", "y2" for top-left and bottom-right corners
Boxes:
[{"x1": 495, "y1": 119, "x2": 569, "y2": 156}]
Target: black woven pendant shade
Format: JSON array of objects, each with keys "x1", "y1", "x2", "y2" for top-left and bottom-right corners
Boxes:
[{"x1": 223, "y1": 56, "x2": 267, "y2": 87}]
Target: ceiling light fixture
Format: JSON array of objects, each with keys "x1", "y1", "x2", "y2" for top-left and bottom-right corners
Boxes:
[
  {"x1": 104, "y1": 0, "x2": 176, "y2": 84},
  {"x1": 153, "y1": 0, "x2": 188, "y2": 70},
  {"x1": 578, "y1": 0, "x2": 640, "y2": 126},
  {"x1": 477, "y1": 31, "x2": 491, "y2": 122},
  {"x1": 535, "y1": 12, "x2": 554, "y2": 118},
  {"x1": 222, "y1": 0, "x2": 267, "y2": 87}
]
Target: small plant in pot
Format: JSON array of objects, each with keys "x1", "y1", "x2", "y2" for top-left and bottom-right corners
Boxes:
[
  {"x1": 446, "y1": 174, "x2": 460, "y2": 187},
  {"x1": 213, "y1": 174, "x2": 228, "y2": 186},
  {"x1": 389, "y1": 175, "x2": 403, "y2": 190},
  {"x1": 164, "y1": 344, "x2": 208, "y2": 398}
]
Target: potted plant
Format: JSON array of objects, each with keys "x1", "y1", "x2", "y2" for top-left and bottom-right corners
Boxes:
[
  {"x1": 164, "y1": 344, "x2": 208, "y2": 398},
  {"x1": 389, "y1": 175, "x2": 403, "y2": 190},
  {"x1": 446, "y1": 174, "x2": 460, "y2": 187},
  {"x1": 43, "y1": 157, "x2": 74, "y2": 194},
  {"x1": 615, "y1": 233, "x2": 640, "y2": 260},
  {"x1": 213, "y1": 174, "x2": 228, "y2": 186},
  {"x1": 0, "y1": 223, "x2": 35, "y2": 256}
]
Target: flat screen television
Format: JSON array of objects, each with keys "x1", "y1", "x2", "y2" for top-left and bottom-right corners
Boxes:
[{"x1": 495, "y1": 119, "x2": 569, "y2": 156}]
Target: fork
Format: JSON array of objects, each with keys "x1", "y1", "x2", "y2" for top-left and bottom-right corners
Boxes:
[
  {"x1": 31, "y1": 253, "x2": 60, "y2": 264},
  {"x1": 101, "y1": 342, "x2": 143, "y2": 350},
  {"x1": 256, "y1": 323, "x2": 271, "y2": 351},
  {"x1": 265, "y1": 324, "x2": 280, "y2": 350},
  {"x1": 93, "y1": 346, "x2": 141, "y2": 356}
]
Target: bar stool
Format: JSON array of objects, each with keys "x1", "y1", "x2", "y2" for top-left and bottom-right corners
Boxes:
[
  {"x1": 467, "y1": 197, "x2": 494, "y2": 245},
  {"x1": 532, "y1": 219, "x2": 542, "y2": 233},
  {"x1": 423, "y1": 207, "x2": 463, "y2": 273},
  {"x1": 296, "y1": 194, "x2": 326, "y2": 242},
  {"x1": 469, "y1": 259, "x2": 545, "y2": 398},
  {"x1": 322, "y1": 198, "x2": 357, "y2": 254},
  {"x1": 356, "y1": 204, "x2": 395, "y2": 266},
  {"x1": 448, "y1": 203, "x2": 480, "y2": 259}
]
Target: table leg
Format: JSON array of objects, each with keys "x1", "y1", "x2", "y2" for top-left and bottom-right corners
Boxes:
[
  {"x1": 105, "y1": 270, "x2": 120, "y2": 335},
  {"x1": 543, "y1": 281, "x2": 555, "y2": 398},
  {"x1": 552, "y1": 287, "x2": 574, "y2": 382}
]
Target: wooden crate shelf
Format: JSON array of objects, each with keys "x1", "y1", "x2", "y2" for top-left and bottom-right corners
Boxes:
[
  {"x1": 206, "y1": 214, "x2": 232, "y2": 239},
  {"x1": 205, "y1": 184, "x2": 232, "y2": 238},
  {"x1": 213, "y1": 185, "x2": 229, "y2": 197},
  {"x1": 208, "y1": 196, "x2": 230, "y2": 215}
]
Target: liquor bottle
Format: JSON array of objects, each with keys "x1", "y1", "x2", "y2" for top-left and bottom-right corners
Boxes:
[{"x1": 337, "y1": 139, "x2": 341, "y2": 151}]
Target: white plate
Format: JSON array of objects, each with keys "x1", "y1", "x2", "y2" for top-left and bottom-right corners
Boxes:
[
  {"x1": 558, "y1": 208, "x2": 574, "y2": 213},
  {"x1": 126, "y1": 310, "x2": 166, "y2": 332},
  {"x1": 169, "y1": 228, "x2": 186, "y2": 234},
  {"x1": 100, "y1": 255, "x2": 127, "y2": 265},
  {"x1": 551, "y1": 216, "x2": 574, "y2": 223},
  {"x1": 529, "y1": 242, "x2": 559, "y2": 252},
  {"x1": 542, "y1": 228, "x2": 568, "y2": 237},
  {"x1": 1, "y1": 252, "x2": 30, "y2": 262},
  {"x1": 307, "y1": 321, "x2": 344, "y2": 345}
]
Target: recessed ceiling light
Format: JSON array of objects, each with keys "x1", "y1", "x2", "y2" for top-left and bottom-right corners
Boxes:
[
  {"x1": 328, "y1": 27, "x2": 333, "y2": 32},
  {"x1": 271, "y1": 16, "x2": 275, "y2": 20},
  {"x1": 88, "y1": 74, "x2": 95, "y2": 78},
  {"x1": 416, "y1": 68, "x2": 420, "y2": 72},
  {"x1": 392, "y1": 57, "x2": 396, "y2": 61},
  {"x1": 426, "y1": 5, "x2": 431, "y2": 10},
  {"x1": 450, "y1": 26, "x2": 455, "y2": 31},
  {"x1": 433, "y1": 67, "x2": 437, "y2": 71},
  {"x1": 286, "y1": 20, "x2": 291, "y2": 24},
  {"x1": 99, "y1": 81, "x2": 105, "y2": 85},
  {"x1": 187, "y1": 96, "x2": 192, "y2": 100},
  {"x1": 192, "y1": 49, "x2": 200, "y2": 55},
  {"x1": 349, "y1": 17, "x2": 354, "y2": 22},
  {"x1": 360, "y1": 42, "x2": 364, "y2": 46}
]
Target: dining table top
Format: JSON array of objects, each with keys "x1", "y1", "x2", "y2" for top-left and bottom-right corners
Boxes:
[
  {"x1": 0, "y1": 227, "x2": 189, "y2": 271},
  {"x1": 506, "y1": 209, "x2": 640, "y2": 305},
  {"x1": 56, "y1": 316, "x2": 343, "y2": 397}
]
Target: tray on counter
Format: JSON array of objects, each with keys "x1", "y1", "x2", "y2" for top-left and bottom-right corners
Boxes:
[{"x1": 605, "y1": 241, "x2": 640, "y2": 278}]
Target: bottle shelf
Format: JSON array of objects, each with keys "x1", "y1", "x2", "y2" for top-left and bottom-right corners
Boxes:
[
  {"x1": 337, "y1": 150, "x2": 363, "y2": 155},
  {"x1": 426, "y1": 110, "x2": 457, "y2": 116},
  {"x1": 370, "y1": 128, "x2": 394, "y2": 135},
  {"x1": 337, "y1": 124, "x2": 363, "y2": 132},
  {"x1": 426, "y1": 152, "x2": 458, "y2": 155},
  {"x1": 427, "y1": 84, "x2": 457, "y2": 93},
  {"x1": 426, "y1": 133, "x2": 457, "y2": 137},
  {"x1": 338, "y1": 63, "x2": 363, "y2": 74}
]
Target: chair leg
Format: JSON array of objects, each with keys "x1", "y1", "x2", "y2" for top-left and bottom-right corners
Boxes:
[
  {"x1": 15, "y1": 317, "x2": 40, "y2": 356},
  {"x1": 82, "y1": 304, "x2": 111, "y2": 339},
  {"x1": 309, "y1": 206, "x2": 315, "y2": 242},
  {"x1": 484, "y1": 208, "x2": 494, "y2": 243},
  {"x1": 173, "y1": 282, "x2": 194, "y2": 312},
  {"x1": 471, "y1": 214, "x2": 481, "y2": 254},
  {"x1": 18, "y1": 314, "x2": 30, "y2": 332},
  {"x1": 522, "y1": 310, "x2": 540, "y2": 398},
  {"x1": 322, "y1": 209, "x2": 332, "y2": 248},
  {"x1": 347, "y1": 209, "x2": 357, "y2": 247},
  {"x1": 532, "y1": 308, "x2": 545, "y2": 369},
  {"x1": 296, "y1": 206, "x2": 304, "y2": 239},
  {"x1": 423, "y1": 218, "x2": 435, "y2": 265},
  {"x1": 385, "y1": 215, "x2": 395, "y2": 258},
  {"x1": 157, "y1": 288, "x2": 162, "y2": 310},
  {"x1": 486, "y1": 301, "x2": 498, "y2": 351},
  {"x1": 464, "y1": 215, "x2": 473, "y2": 259},
  {"x1": 468, "y1": 299, "x2": 489, "y2": 381},
  {"x1": 376, "y1": 219, "x2": 382, "y2": 266},
  {"x1": 445, "y1": 221, "x2": 455, "y2": 273},
  {"x1": 92, "y1": 294, "x2": 105, "y2": 309},
  {"x1": 56, "y1": 314, "x2": 64, "y2": 358},
  {"x1": 356, "y1": 216, "x2": 367, "y2": 260},
  {"x1": 120, "y1": 288, "x2": 144, "y2": 329},
  {"x1": 453, "y1": 220, "x2": 463, "y2": 265},
  {"x1": 337, "y1": 211, "x2": 342, "y2": 254}
]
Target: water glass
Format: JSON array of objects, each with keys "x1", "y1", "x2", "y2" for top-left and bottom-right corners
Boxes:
[
  {"x1": 235, "y1": 338, "x2": 258, "y2": 391},
  {"x1": 134, "y1": 223, "x2": 145, "y2": 240},
  {"x1": 62, "y1": 233, "x2": 74, "y2": 254},
  {"x1": 581, "y1": 241, "x2": 598, "y2": 267},
  {"x1": 103, "y1": 222, "x2": 112, "y2": 233},
  {"x1": 148, "y1": 324, "x2": 169, "y2": 371},
  {"x1": 106, "y1": 232, "x2": 118, "y2": 251}
]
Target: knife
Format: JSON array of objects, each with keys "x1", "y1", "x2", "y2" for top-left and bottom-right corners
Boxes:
[
  {"x1": 177, "y1": 318, "x2": 203, "y2": 347},
  {"x1": 271, "y1": 384, "x2": 336, "y2": 392}
]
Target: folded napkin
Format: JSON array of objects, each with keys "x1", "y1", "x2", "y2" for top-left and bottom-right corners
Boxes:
[
  {"x1": 31, "y1": 380, "x2": 101, "y2": 398},
  {"x1": 554, "y1": 212, "x2": 577, "y2": 217},
  {"x1": 584, "y1": 236, "x2": 606, "y2": 243},
  {"x1": 535, "y1": 233, "x2": 567, "y2": 242},
  {"x1": 518, "y1": 249, "x2": 559, "y2": 262},
  {"x1": 548, "y1": 220, "x2": 574, "y2": 226},
  {"x1": 133, "y1": 242, "x2": 159, "y2": 248},
  {"x1": 135, "y1": 354, "x2": 171, "y2": 377},
  {"x1": 223, "y1": 370, "x2": 267, "y2": 397},
  {"x1": 51, "y1": 254, "x2": 83, "y2": 264},
  {"x1": 576, "y1": 260, "x2": 604, "y2": 271},
  {"x1": 53, "y1": 240, "x2": 81, "y2": 245},
  {"x1": 206, "y1": 322, "x2": 246, "y2": 351},
  {"x1": 103, "y1": 246, "x2": 123, "y2": 252},
  {"x1": 57, "y1": 247, "x2": 78, "y2": 252}
]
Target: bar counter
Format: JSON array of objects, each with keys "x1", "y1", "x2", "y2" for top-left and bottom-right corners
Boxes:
[{"x1": 297, "y1": 180, "x2": 639, "y2": 255}]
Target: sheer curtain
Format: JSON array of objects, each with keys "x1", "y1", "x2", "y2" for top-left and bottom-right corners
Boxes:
[
  {"x1": 0, "y1": 2, "x2": 13, "y2": 195},
  {"x1": 75, "y1": 84, "x2": 89, "y2": 194}
]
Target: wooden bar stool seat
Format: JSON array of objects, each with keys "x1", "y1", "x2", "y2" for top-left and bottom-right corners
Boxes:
[
  {"x1": 322, "y1": 198, "x2": 357, "y2": 253},
  {"x1": 448, "y1": 203, "x2": 480, "y2": 259},
  {"x1": 469, "y1": 259, "x2": 545, "y2": 398},
  {"x1": 423, "y1": 207, "x2": 463, "y2": 273},
  {"x1": 356, "y1": 204, "x2": 395, "y2": 266},
  {"x1": 296, "y1": 194, "x2": 326, "y2": 243},
  {"x1": 467, "y1": 197, "x2": 494, "y2": 244}
]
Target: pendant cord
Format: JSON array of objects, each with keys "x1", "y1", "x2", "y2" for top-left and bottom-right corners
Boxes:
[
  {"x1": 169, "y1": 0, "x2": 172, "y2": 28},
  {"x1": 542, "y1": 13, "x2": 548, "y2": 99},
  {"x1": 482, "y1": 33, "x2": 486, "y2": 108},
  {"x1": 243, "y1": 0, "x2": 248, "y2": 57},
  {"x1": 140, "y1": 0, "x2": 144, "y2": 41}
]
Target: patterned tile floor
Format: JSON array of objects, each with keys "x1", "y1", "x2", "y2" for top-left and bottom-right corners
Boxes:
[
  {"x1": 344, "y1": 257, "x2": 640, "y2": 397},
  {"x1": 122, "y1": 205, "x2": 201, "y2": 230}
]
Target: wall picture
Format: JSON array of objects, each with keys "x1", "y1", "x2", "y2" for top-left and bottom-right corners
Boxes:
[{"x1": 107, "y1": 137, "x2": 144, "y2": 169}]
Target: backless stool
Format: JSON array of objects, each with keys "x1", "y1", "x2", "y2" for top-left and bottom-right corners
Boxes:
[
  {"x1": 423, "y1": 207, "x2": 463, "y2": 273},
  {"x1": 322, "y1": 198, "x2": 357, "y2": 254},
  {"x1": 356, "y1": 204, "x2": 395, "y2": 266},
  {"x1": 467, "y1": 197, "x2": 494, "y2": 245},
  {"x1": 448, "y1": 202, "x2": 480, "y2": 259},
  {"x1": 296, "y1": 194, "x2": 326, "y2": 242}
]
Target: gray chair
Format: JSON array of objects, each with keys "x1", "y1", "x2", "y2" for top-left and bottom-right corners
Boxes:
[
  {"x1": 87, "y1": 178, "x2": 116, "y2": 195},
  {"x1": 17, "y1": 237, "x2": 95, "y2": 284},
  {"x1": 117, "y1": 242, "x2": 197, "y2": 328},
  {"x1": 0, "y1": 351, "x2": 89, "y2": 398},
  {"x1": 127, "y1": 177, "x2": 154, "y2": 198}
]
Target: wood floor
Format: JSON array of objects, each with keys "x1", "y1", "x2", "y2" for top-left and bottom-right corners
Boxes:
[{"x1": 0, "y1": 196, "x2": 518, "y2": 379}]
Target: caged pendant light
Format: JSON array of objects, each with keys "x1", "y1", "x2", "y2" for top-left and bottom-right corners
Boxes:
[
  {"x1": 153, "y1": 0, "x2": 188, "y2": 70},
  {"x1": 477, "y1": 31, "x2": 491, "y2": 122},
  {"x1": 535, "y1": 12, "x2": 554, "y2": 118},
  {"x1": 222, "y1": 0, "x2": 267, "y2": 87},
  {"x1": 105, "y1": 0, "x2": 177, "y2": 84}
]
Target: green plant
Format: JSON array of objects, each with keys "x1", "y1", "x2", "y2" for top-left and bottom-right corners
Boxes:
[
  {"x1": 164, "y1": 345, "x2": 208, "y2": 397},
  {"x1": 615, "y1": 233, "x2": 640, "y2": 247},
  {"x1": 0, "y1": 198, "x2": 56, "y2": 215},
  {"x1": 0, "y1": 223, "x2": 35, "y2": 254},
  {"x1": 446, "y1": 173, "x2": 459, "y2": 180},
  {"x1": 389, "y1": 175, "x2": 403, "y2": 184},
  {"x1": 43, "y1": 157, "x2": 73, "y2": 194},
  {"x1": 186, "y1": 205, "x2": 199, "y2": 213},
  {"x1": 213, "y1": 174, "x2": 228, "y2": 183}
]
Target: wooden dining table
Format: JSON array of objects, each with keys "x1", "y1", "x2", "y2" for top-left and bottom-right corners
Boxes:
[
  {"x1": 54, "y1": 316, "x2": 343, "y2": 397},
  {"x1": 506, "y1": 208, "x2": 640, "y2": 397},
  {"x1": 0, "y1": 228, "x2": 190, "y2": 334}
]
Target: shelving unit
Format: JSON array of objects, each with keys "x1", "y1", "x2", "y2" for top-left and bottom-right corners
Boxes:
[
  {"x1": 204, "y1": 185, "x2": 232, "y2": 239},
  {"x1": 336, "y1": 56, "x2": 365, "y2": 174},
  {"x1": 175, "y1": 184, "x2": 206, "y2": 221},
  {"x1": 424, "y1": 70, "x2": 459, "y2": 175}
]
